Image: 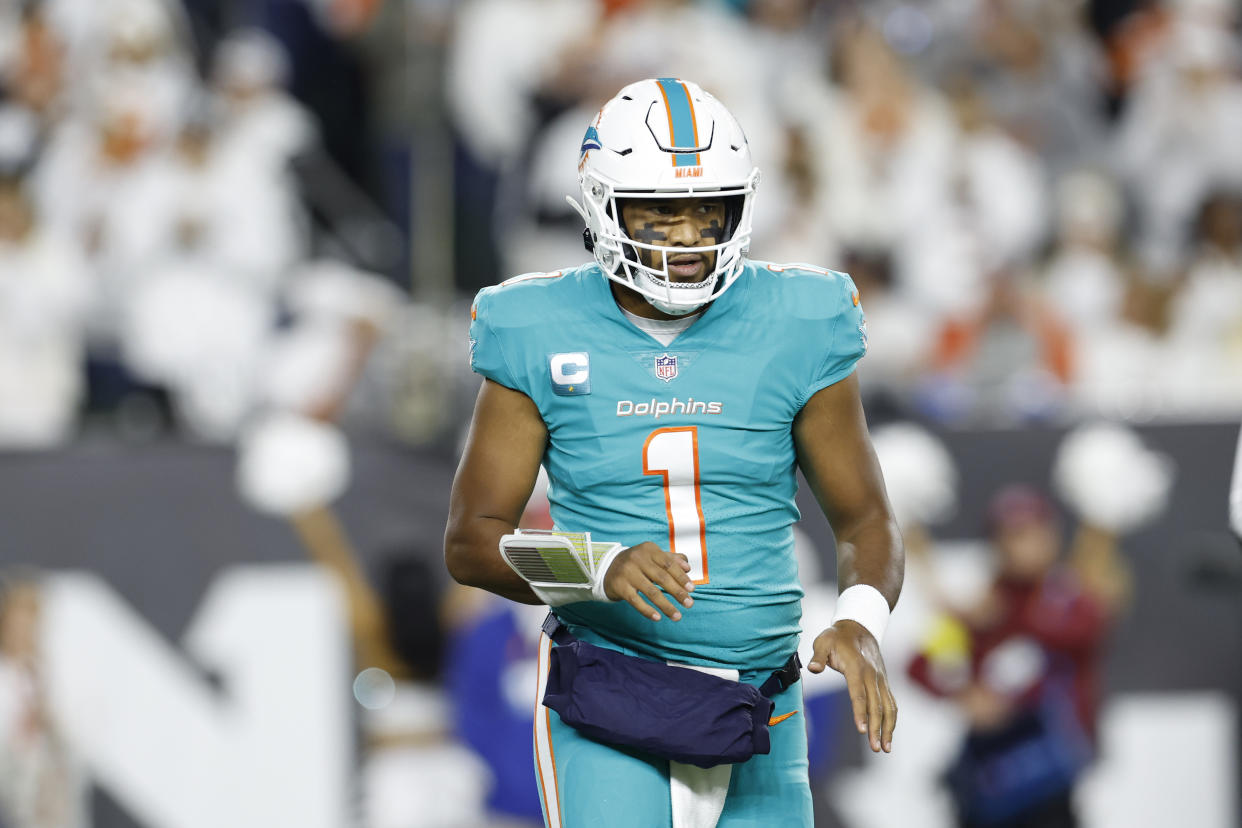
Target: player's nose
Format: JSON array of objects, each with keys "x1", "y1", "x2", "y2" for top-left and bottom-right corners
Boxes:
[{"x1": 666, "y1": 216, "x2": 699, "y2": 246}]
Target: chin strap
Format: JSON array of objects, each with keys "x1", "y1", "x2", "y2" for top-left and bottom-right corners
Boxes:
[
  {"x1": 565, "y1": 196, "x2": 595, "y2": 252},
  {"x1": 644, "y1": 295, "x2": 704, "y2": 317}
]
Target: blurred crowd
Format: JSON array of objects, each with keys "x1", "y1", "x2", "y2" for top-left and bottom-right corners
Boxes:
[
  {"x1": 448, "y1": 0, "x2": 1242, "y2": 425},
  {"x1": 0, "y1": 0, "x2": 450, "y2": 449},
  {"x1": 1, "y1": 1, "x2": 1240, "y2": 826},
  {"x1": 3, "y1": 0, "x2": 1242, "y2": 450}
]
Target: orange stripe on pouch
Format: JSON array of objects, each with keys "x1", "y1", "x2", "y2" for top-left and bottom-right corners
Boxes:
[{"x1": 768, "y1": 710, "x2": 799, "y2": 727}]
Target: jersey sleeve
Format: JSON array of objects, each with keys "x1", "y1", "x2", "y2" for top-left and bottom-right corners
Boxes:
[
  {"x1": 468, "y1": 287, "x2": 520, "y2": 390},
  {"x1": 798, "y1": 272, "x2": 868, "y2": 405}
]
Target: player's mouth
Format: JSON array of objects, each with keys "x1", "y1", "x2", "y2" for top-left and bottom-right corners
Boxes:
[{"x1": 666, "y1": 253, "x2": 706, "y2": 281}]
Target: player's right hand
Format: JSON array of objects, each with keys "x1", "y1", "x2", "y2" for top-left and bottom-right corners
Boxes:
[{"x1": 603, "y1": 542, "x2": 695, "y2": 621}]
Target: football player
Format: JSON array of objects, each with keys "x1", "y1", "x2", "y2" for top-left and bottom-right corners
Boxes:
[{"x1": 445, "y1": 78, "x2": 903, "y2": 827}]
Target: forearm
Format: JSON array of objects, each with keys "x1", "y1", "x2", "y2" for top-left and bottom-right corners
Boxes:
[
  {"x1": 793, "y1": 374, "x2": 904, "y2": 611},
  {"x1": 833, "y1": 508, "x2": 904, "y2": 610},
  {"x1": 444, "y1": 515, "x2": 543, "y2": 604},
  {"x1": 444, "y1": 378, "x2": 549, "y2": 604}
]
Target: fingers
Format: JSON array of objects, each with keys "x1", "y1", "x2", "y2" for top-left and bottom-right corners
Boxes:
[
  {"x1": 845, "y1": 666, "x2": 869, "y2": 739},
  {"x1": 638, "y1": 581, "x2": 683, "y2": 621},
  {"x1": 606, "y1": 543, "x2": 695, "y2": 622},
  {"x1": 618, "y1": 585, "x2": 663, "y2": 622},
  {"x1": 866, "y1": 673, "x2": 882, "y2": 752},
  {"x1": 807, "y1": 629, "x2": 835, "y2": 674},
  {"x1": 881, "y1": 680, "x2": 898, "y2": 753},
  {"x1": 811, "y1": 625, "x2": 898, "y2": 753},
  {"x1": 858, "y1": 669, "x2": 898, "y2": 753},
  {"x1": 644, "y1": 554, "x2": 695, "y2": 607}
]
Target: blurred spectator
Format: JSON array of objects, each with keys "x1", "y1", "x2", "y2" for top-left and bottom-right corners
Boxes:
[
  {"x1": 2, "y1": 2, "x2": 68, "y2": 130},
  {"x1": 1099, "y1": 0, "x2": 1176, "y2": 108},
  {"x1": 33, "y1": 84, "x2": 167, "y2": 347},
  {"x1": 121, "y1": 256, "x2": 397, "y2": 441},
  {"x1": 0, "y1": 574, "x2": 85, "y2": 828},
  {"x1": 943, "y1": 73, "x2": 1047, "y2": 272},
  {"x1": 360, "y1": 555, "x2": 492, "y2": 828},
  {"x1": 789, "y1": 526, "x2": 855, "y2": 822},
  {"x1": 1161, "y1": 189, "x2": 1242, "y2": 412},
  {"x1": 959, "y1": 1, "x2": 1109, "y2": 172},
  {"x1": 446, "y1": 0, "x2": 598, "y2": 172},
  {"x1": 1043, "y1": 170, "x2": 1129, "y2": 338},
  {"x1": 211, "y1": 28, "x2": 316, "y2": 176},
  {"x1": 922, "y1": 274, "x2": 1074, "y2": 424},
  {"x1": 120, "y1": 254, "x2": 271, "y2": 439},
  {"x1": 257, "y1": 260, "x2": 400, "y2": 424},
  {"x1": 831, "y1": 421, "x2": 983, "y2": 828},
  {"x1": 442, "y1": 587, "x2": 545, "y2": 826},
  {"x1": 147, "y1": 108, "x2": 303, "y2": 290},
  {"x1": 750, "y1": 120, "x2": 840, "y2": 267},
  {"x1": 908, "y1": 487, "x2": 1130, "y2": 828},
  {"x1": 441, "y1": 470, "x2": 553, "y2": 825},
  {"x1": 0, "y1": 173, "x2": 89, "y2": 447},
  {"x1": 1041, "y1": 169, "x2": 1153, "y2": 417},
  {"x1": 358, "y1": 678, "x2": 492, "y2": 828},
  {"x1": 844, "y1": 250, "x2": 936, "y2": 408},
  {"x1": 821, "y1": 21, "x2": 958, "y2": 270},
  {"x1": 86, "y1": 0, "x2": 196, "y2": 147},
  {"x1": 0, "y1": 106, "x2": 40, "y2": 175},
  {"x1": 1114, "y1": 15, "x2": 1242, "y2": 272},
  {"x1": 744, "y1": 1, "x2": 840, "y2": 267}
]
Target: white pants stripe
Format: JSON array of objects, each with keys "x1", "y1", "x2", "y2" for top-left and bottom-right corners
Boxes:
[{"x1": 533, "y1": 631, "x2": 562, "y2": 828}]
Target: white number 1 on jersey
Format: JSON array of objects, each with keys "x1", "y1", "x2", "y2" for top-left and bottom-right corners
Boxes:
[{"x1": 642, "y1": 427, "x2": 709, "y2": 584}]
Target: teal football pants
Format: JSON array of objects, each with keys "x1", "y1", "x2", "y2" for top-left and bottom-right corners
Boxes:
[{"x1": 532, "y1": 631, "x2": 813, "y2": 827}]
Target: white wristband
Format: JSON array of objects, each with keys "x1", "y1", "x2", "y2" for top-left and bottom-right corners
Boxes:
[
  {"x1": 589, "y1": 544, "x2": 626, "y2": 603},
  {"x1": 830, "y1": 584, "x2": 891, "y2": 644}
]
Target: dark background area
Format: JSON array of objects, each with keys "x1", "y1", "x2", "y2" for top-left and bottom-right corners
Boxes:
[{"x1": 3, "y1": 421, "x2": 1238, "y2": 827}]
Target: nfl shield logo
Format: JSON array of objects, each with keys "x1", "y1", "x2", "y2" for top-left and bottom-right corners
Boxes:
[{"x1": 654, "y1": 353, "x2": 678, "y2": 382}]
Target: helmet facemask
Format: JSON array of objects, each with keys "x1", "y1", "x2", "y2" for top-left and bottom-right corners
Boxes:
[{"x1": 572, "y1": 170, "x2": 759, "y2": 316}]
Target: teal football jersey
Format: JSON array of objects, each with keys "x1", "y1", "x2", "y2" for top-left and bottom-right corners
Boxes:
[{"x1": 469, "y1": 260, "x2": 867, "y2": 671}]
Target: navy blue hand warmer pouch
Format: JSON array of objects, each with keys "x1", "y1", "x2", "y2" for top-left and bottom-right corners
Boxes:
[{"x1": 540, "y1": 614, "x2": 800, "y2": 769}]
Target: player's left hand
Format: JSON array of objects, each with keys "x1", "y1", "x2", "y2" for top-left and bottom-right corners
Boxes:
[{"x1": 808, "y1": 621, "x2": 897, "y2": 753}]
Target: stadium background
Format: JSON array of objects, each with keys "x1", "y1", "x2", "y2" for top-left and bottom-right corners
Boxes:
[{"x1": 0, "y1": 0, "x2": 1239, "y2": 826}]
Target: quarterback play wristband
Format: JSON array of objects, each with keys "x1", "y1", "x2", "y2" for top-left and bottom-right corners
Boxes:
[
  {"x1": 830, "y1": 584, "x2": 891, "y2": 644},
  {"x1": 499, "y1": 530, "x2": 622, "y2": 606}
]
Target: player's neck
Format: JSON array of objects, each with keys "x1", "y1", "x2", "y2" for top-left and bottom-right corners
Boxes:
[{"x1": 609, "y1": 282, "x2": 708, "y2": 321}]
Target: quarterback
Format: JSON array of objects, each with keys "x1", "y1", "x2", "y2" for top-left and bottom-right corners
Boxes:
[{"x1": 445, "y1": 78, "x2": 903, "y2": 828}]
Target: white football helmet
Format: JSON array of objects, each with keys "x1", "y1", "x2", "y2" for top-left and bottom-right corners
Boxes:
[{"x1": 567, "y1": 78, "x2": 760, "y2": 315}]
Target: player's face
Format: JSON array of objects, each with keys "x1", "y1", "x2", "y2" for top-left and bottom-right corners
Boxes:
[
  {"x1": 619, "y1": 197, "x2": 727, "y2": 283},
  {"x1": 995, "y1": 520, "x2": 1059, "y2": 582}
]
